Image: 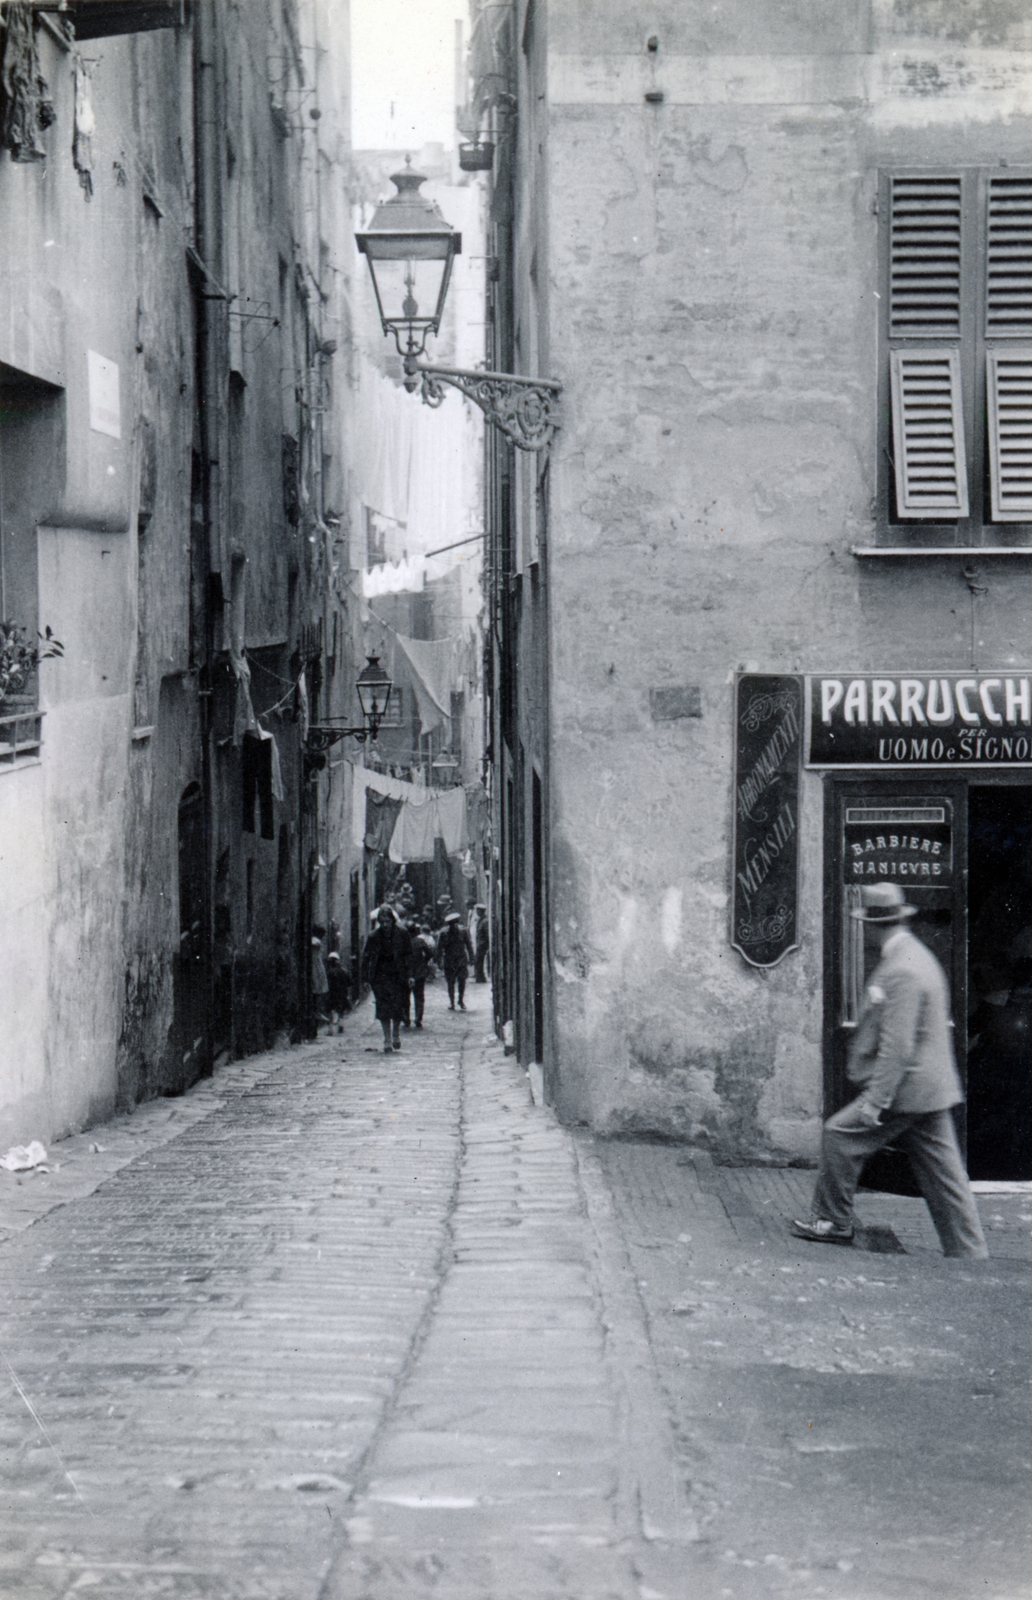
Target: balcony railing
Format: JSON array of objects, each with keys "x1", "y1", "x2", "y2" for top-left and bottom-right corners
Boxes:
[{"x1": 0, "y1": 706, "x2": 43, "y2": 766}]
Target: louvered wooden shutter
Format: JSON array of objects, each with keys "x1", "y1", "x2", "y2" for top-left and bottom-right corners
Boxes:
[
  {"x1": 987, "y1": 176, "x2": 1032, "y2": 337},
  {"x1": 889, "y1": 176, "x2": 962, "y2": 338},
  {"x1": 889, "y1": 348, "x2": 969, "y2": 517},
  {"x1": 987, "y1": 350, "x2": 1032, "y2": 520}
]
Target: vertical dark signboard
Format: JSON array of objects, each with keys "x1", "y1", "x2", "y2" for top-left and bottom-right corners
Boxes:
[{"x1": 731, "y1": 675, "x2": 802, "y2": 968}]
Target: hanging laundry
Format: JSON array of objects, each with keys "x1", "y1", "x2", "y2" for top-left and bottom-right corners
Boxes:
[
  {"x1": 362, "y1": 555, "x2": 425, "y2": 597},
  {"x1": 388, "y1": 793, "x2": 436, "y2": 863},
  {"x1": 364, "y1": 790, "x2": 403, "y2": 855},
  {"x1": 0, "y1": 2, "x2": 47, "y2": 162},
  {"x1": 267, "y1": 730, "x2": 284, "y2": 802},
  {"x1": 435, "y1": 786, "x2": 468, "y2": 855},
  {"x1": 394, "y1": 634, "x2": 458, "y2": 735}
]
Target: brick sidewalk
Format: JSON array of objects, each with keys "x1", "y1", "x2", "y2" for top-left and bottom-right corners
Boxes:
[{"x1": 0, "y1": 985, "x2": 689, "y2": 1599}]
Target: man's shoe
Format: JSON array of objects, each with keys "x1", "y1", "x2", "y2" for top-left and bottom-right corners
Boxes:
[
  {"x1": 790, "y1": 1218, "x2": 854, "y2": 1245},
  {"x1": 383, "y1": 1043, "x2": 393, "y2": 1054},
  {"x1": 458, "y1": 1001, "x2": 466, "y2": 1010}
]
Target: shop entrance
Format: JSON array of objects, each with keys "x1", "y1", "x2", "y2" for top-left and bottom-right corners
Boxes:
[
  {"x1": 826, "y1": 776, "x2": 1032, "y2": 1184},
  {"x1": 824, "y1": 778, "x2": 967, "y2": 1195},
  {"x1": 967, "y1": 785, "x2": 1032, "y2": 1179}
]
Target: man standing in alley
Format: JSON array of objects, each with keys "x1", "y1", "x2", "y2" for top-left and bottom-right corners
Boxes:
[
  {"x1": 473, "y1": 903, "x2": 489, "y2": 983},
  {"x1": 792, "y1": 883, "x2": 988, "y2": 1258},
  {"x1": 438, "y1": 910, "x2": 474, "y2": 1011}
]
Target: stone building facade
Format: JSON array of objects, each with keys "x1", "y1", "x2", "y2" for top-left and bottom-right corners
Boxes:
[
  {"x1": 0, "y1": 0, "x2": 360, "y2": 1147},
  {"x1": 477, "y1": 0, "x2": 1032, "y2": 1177}
]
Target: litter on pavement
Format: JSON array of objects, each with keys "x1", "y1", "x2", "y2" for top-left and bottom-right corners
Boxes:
[{"x1": 0, "y1": 1141, "x2": 48, "y2": 1172}]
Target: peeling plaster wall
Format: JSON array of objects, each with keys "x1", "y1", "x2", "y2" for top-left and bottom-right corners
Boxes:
[
  {"x1": 538, "y1": 0, "x2": 1032, "y2": 1157},
  {"x1": 0, "y1": 30, "x2": 140, "y2": 1148}
]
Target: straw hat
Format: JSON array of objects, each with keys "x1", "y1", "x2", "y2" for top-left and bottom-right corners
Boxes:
[{"x1": 851, "y1": 883, "x2": 918, "y2": 922}]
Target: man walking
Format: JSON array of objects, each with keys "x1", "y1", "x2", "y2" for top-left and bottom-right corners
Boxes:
[
  {"x1": 792, "y1": 882, "x2": 987, "y2": 1258},
  {"x1": 410, "y1": 923, "x2": 435, "y2": 1029},
  {"x1": 438, "y1": 910, "x2": 474, "y2": 1011}
]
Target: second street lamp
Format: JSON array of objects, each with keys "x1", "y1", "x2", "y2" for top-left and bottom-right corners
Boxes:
[
  {"x1": 355, "y1": 165, "x2": 561, "y2": 453},
  {"x1": 305, "y1": 656, "x2": 394, "y2": 772}
]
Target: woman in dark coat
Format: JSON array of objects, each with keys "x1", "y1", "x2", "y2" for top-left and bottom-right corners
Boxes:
[{"x1": 362, "y1": 905, "x2": 414, "y2": 1052}]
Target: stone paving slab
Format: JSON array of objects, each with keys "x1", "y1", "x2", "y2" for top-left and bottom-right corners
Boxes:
[{"x1": 597, "y1": 1138, "x2": 1032, "y2": 1600}]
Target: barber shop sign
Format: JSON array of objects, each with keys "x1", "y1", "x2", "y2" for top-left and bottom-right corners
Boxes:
[{"x1": 806, "y1": 674, "x2": 1032, "y2": 767}]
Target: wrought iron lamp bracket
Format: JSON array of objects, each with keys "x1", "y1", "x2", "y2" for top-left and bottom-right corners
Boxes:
[
  {"x1": 306, "y1": 723, "x2": 376, "y2": 755},
  {"x1": 404, "y1": 360, "x2": 561, "y2": 452}
]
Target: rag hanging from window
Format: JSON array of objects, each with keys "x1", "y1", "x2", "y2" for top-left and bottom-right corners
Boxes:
[
  {"x1": 73, "y1": 54, "x2": 95, "y2": 195},
  {"x1": 0, "y1": 2, "x2": 51, "y2": 163}
]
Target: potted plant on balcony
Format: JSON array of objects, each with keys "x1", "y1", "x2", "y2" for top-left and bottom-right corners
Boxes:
[{"x1": 0, "y1": 620, "x2": 64, "y2": 709}]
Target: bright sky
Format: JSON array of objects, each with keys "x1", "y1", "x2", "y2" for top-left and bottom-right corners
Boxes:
[{"x1": 351, "y1": 0, "x2": 467, "y2": 151}]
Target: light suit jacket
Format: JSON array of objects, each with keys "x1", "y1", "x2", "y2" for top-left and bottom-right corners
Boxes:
[{"x1": 847, "y1": 928, "x2": 963, "y2": 1115}]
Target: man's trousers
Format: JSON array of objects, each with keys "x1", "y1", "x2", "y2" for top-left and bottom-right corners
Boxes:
[{"x1": 811, "y1": 1102, "x2": 988, "y2": 1258}]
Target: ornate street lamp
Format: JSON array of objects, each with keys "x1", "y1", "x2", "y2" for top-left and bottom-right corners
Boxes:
[
  {"x1": 355, "y1": 161, "x2": 461, "y2": 364},
  {"x1": 354, "y1": 654, "x2": 394, "y2": 725},
  {"x1": 306, "y1": 656, "x2": 393, "y2": 767},
  {"x1": 356, "y1": 164, "x2": 561, "y2": 452}
]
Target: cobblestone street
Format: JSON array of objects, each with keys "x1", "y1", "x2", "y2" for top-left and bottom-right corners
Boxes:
[
  {"x1": 4, "y1": 981, "x2": 1032, "y2": 1599},
  {"x1": 0, "y1": 983, "x2": 686, "y2": 1599}
]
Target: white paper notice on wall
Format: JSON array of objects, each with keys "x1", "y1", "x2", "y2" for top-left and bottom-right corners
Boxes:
[{"x1": 87, "y1": 350, "x2": 121, "y2": 439}]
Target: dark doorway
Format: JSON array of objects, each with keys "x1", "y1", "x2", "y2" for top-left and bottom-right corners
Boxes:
[
  {"x1": 967, "y1": 786, "x2": 1032, "y2": 1179},
  {"x1": 824, "y1": 778, "x2": 967, "y2": 1195}
]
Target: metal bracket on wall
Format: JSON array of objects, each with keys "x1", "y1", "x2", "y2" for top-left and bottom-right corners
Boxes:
[{"x1": 407, "y1": 364, "x2": 561, "y2": 452}]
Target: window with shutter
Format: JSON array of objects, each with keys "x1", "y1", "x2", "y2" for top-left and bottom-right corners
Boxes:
[
  {"x1": 878, "y1": 167, "x2": 1032, "y2": 544},
  {"x1": 889, "y1": 176, "x2": 962, "y2": 339},
  {"x1": 986, "y1": 175, "x2": 1032, "y2": 337},
  {"x1": 889, "y1": 348, "x2": 968, "y2": 517},
  {"x1": 987, "y1": 351, "x2": 1032, "y2": 520}
]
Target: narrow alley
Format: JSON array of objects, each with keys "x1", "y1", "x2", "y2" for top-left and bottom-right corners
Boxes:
[{"x1": 2, "y1": 978, "x2": 1031, "y2": 1599}]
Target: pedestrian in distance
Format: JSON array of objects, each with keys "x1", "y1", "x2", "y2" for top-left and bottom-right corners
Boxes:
[
  {"x1": 433, "y1": 894, "x2": 452, "y2": 931},
  {"x1": 438, "y1": 910, "x2": 474, "y2": 1011},
  {"x1": 391, "y1": 893, "x2": 415, "y2": 1027},
  {"x1": 410, "y1": 923, "x2": 436, "y2": 1029},
  {"x1": 309, "y1": 923, "x2": 330, "y2": 1036},
  {"x1": 473, "y1": 903, "x2": 489, "y2": 983},
  {"x1": 361, "y1": 904, "x2": 415, "y2": 1053},
  {"x1": 325, "y1": 950, "x2": 350, "y2": 1032},
  {"x1": 792, "y1": 882, "x2": 988, "y2": 1258}
]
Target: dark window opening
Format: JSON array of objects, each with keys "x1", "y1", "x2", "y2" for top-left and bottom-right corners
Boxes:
[{"x1": 242, "y1": 734, "x2": 275, "y2": 839}]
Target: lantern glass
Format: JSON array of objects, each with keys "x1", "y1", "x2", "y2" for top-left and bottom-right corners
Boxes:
[
  {"x1": 355, "y1": 657, "x2": 393, "y2": 723},
  {"x1": 365, "y1": 253, "x2": 451, "y2": 340}
]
